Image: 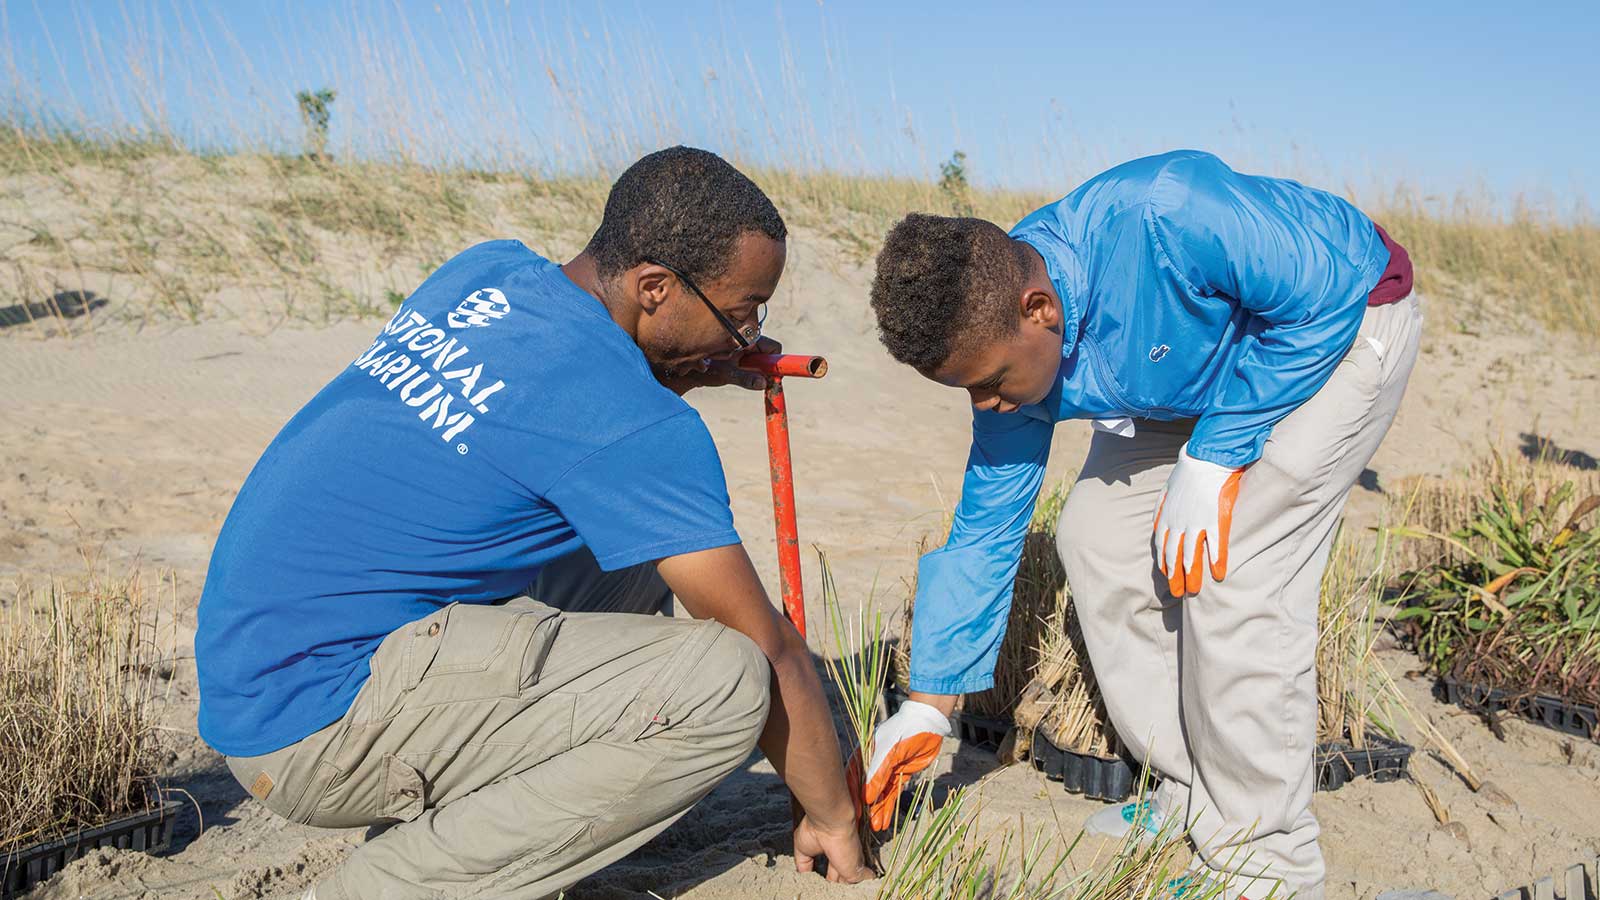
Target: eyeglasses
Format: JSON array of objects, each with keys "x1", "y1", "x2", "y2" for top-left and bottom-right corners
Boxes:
[{"x1": 643, "y1": 257, "x2": 765, "y2": 350}]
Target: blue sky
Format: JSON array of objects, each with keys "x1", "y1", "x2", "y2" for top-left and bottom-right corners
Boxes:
[{"x1": 4, "y1": 1, "x2": 1597, "y2": 210}]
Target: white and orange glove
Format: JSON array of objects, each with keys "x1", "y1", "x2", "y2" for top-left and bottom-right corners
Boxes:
[
  {"x1": 861, "y1": 700, "x2": 950, "y2": 831},
  {"x1": 1153, "y1": 443, "x2": 1246, "y2": 598}
]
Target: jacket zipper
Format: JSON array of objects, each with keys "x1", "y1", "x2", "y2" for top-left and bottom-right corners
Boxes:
[{"x1": 1079, "y1": 336, "x2": 1145, "y2": 417}]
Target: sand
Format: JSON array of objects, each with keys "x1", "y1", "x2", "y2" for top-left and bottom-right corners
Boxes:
[{"x1": 2, "y1": 226, "x2": 1598, "y2": 899}]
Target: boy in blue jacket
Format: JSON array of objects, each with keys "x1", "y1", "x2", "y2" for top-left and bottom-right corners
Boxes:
[{"x1": 862, "y1": 150, "x2": 1417, "y2": 900}]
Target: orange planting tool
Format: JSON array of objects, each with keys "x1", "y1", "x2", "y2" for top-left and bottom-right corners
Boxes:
[{"x1": 736, "y1": 353, "x2": 828, "y2": 637}]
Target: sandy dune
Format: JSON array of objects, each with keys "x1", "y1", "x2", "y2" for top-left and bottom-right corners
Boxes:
[{"x1": 2, "y1": 229, "x2": 1598, "y2": 899}]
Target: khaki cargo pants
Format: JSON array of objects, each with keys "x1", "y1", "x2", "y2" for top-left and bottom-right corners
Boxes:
[
  {"x1": 1058, "y1": 296, "x2": 1422, "y2": 900},
  {"x1": 226, "y1": 547, "x2": 772, "y2": 899}
]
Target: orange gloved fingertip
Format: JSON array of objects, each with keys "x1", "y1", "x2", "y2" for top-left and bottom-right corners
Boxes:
[
  {"x1": 1212, "y1": 470, "x2": 1244, "y2": 582},
  {"x1": 869, "y1": 801, "x2": 892, "y2": 832},
  {"x1": 1166, "y1": 536, "x2": 1186, "y2": 597},
  {"x1": 868, "y1": 780, "x2": 904, "y2": 831},
  {"x1": 1185, "y1": 536, "x2": 1204, "y2": 595},
  {"x1": 1210, "y1": 539, "x2": 1229, "y2": 582}
]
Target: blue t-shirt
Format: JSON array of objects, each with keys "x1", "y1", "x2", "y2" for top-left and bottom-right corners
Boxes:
[{"x1": 195, "y1": 241, "x2": 741, "y2": 757}]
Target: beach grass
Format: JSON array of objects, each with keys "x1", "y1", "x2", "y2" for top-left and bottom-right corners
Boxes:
[{"x1": 0, "y1": 560, "x2": 176, "y2": 854}]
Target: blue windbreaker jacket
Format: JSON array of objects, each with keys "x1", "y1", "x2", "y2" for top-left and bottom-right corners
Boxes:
[{"x1": 908, "y1": 150, "x2": 1392, "y2": 694}]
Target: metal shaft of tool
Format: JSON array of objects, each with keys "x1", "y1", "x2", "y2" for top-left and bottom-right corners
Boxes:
[
  {"x1": 737, "y1": 353, "x2": 827, "y2": 637},
  {"x1": 762, "y1": 378, "x2": 805, "y2": 635}
]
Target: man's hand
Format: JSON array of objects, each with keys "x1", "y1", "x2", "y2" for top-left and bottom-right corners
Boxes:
[
  {"x1": 793, "y1": 814, "x2": 873, "y2": 883},
  {"x1": 862, "y1": 699, "x2": 951, "y2": 831},
  {"x1": 1152, "y1": 443, "x2": 1245, "y2": 598},
  {"x1": 658, "y1": 337, "x2": 784, "y2": 395}
]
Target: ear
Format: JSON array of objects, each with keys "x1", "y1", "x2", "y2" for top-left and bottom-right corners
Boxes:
[
  {"x1": 1020, "y1": 286, "x2": 1060, "y2": 329},
  {"x1": 633, "y1": 264, "x2": 672, "y2": 313}
]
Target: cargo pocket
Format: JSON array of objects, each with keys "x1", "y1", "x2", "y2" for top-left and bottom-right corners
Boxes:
[
  {"x1": 408, "y1": 598, "x2": 562, "y2": 703},
  {"x1": 382, "y1": 755, "x2": 427, "y2": 823},
  {"x1": 399, "y1": 604, "x2": 454, "y2": 693},
  {"x1": 515, "y1": 605, "x2": 563, "y2": 692}
]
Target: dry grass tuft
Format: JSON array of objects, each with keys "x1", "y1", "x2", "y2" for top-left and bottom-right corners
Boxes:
[
  {"x1": 1316, "y1": 532, "x2": 1405, "y2": 747},
  {"x1": 0, "y1": 560, "x2": 176, "y2": 854},
  {"x1": 1386, "y1": 451, "x2": 1600, "y2": 575},
  {"x1": 1014, "y1": 588, "x2": 1122, "y2": 759}
]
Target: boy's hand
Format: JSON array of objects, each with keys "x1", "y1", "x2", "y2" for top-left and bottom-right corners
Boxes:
[
  {"x1": 1153, "y1": 443, "x2": 1245, "y2": 597},
  {"x1": 862, "y1": 699, "x2": 951, "y2": 831},
  {"x1": 793, "y1": 814, "x2": 873, "y2": 883}
]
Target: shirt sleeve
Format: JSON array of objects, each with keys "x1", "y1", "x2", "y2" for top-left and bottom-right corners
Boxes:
[
  {"x1": 1151, "y1": 153, "x2": 1378, "y2": 468},
  {"x1": 908, "y1": 408, "x2": 1053, "y2": 694},
  {"x1": 545, "y1": 409, "x2": 740, "y2": 570}
]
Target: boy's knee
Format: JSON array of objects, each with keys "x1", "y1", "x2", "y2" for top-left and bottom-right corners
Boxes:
[{"x1": 1054, "y1": 498, "x2": 1095, "y2": 571}]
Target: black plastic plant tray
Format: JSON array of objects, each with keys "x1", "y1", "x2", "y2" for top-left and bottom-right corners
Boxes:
[
  {"x1": 2, "y1": 802, "x2": 178, "y2": 898},
  {"x1": 885, "y1": 684, "x2": 1410, "y2": 799},
  {"x1": 883, "y1": 685, "x2": 1012, "y2": 754},
  {"x1": 1030, "y1": 730, "x2": 1138, "y2": 802},
  {"x1": 1439, "y1": 675, "x2": 1599, "y2": 741},
  {"x1": 1028, "y1": 729, "x2": 1413, "y2": 803},
  {"x1": 1494, "y1": 853, "x2": 1598, "y2": 900},
  {"x1": 1315, "y1": 732, "x2": 1414, "y2": 791}
]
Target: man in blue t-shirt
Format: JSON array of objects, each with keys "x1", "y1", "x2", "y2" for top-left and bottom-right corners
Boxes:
[{"x1": 196, "y1": 147, "x2": 870, "y2": 898}]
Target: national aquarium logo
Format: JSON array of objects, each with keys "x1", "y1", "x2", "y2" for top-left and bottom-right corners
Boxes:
[
  {"x1": 447, "y1": 287, "x2": 511, "y2": 328},
  {"x1": 349, "y1": 295, "x2": 511, "y2": 449}
]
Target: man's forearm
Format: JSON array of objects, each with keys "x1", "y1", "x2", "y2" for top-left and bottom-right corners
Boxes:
[
  {"x1": 758, "y1": 631, "x2": 856, "y2": 829},
  {"x1": 657, "y1": 545, "x2": 856, "y2": 829}
]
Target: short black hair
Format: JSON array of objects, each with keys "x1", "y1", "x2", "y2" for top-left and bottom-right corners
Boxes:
[
  {"x1": 587, "y1": 146, "x2": 786, "y2": 281},
  {"x1": 869, "y1": 213, "x2": 1028, "y2": 371}
]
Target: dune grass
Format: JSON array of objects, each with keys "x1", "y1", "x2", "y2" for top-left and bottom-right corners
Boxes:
[
  {"x1": 1377, "y1": 191, "x2": 1600, "y2": 337},
  {"x1": 872, "y1": 773, "x2": 1223, "y2": 900},
  {"x1": 0, "y1": 124, "x2": 1047, "y2": 332},
  {"x1": 2, "y1": 118, "x2": 1596, "y2": 338},
  {"x1": 0, "y1": 561, "x2": 176, "y2": 854},
  {"x1": 1389, "y1": 452, "x2": 1600, "y2": 710}
]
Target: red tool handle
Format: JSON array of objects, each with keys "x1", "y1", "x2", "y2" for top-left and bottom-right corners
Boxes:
[
  {"x1": 738, "y1": 353, "x2": 828, "y2": 379},
  {"x1": 736, "y1": 354, "x2": 828, "y2": 638}
]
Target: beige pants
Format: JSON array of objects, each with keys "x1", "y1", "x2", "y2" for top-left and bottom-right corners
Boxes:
[
  {"x1": 1058, "y1": 296, "x2": 1422, "y2": 900},
  {"x1": 225, "y1": 547, "x2": 771, "y2": 899}
]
